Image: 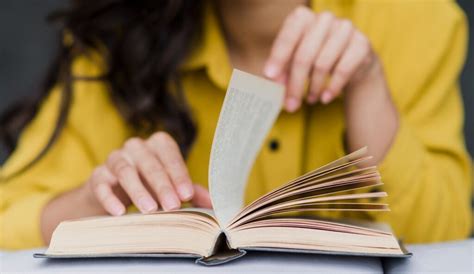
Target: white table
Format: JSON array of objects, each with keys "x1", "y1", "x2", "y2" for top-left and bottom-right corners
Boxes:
[
  {"x1": 383, "y1": 239, "x2": 473, "y2": 273},
  {"x1": 1, "y1": 240, "x2": 472, "y2": 274}
]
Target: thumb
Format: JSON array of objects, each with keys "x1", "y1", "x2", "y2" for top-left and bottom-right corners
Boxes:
[{"x1": 191, "y1": 184, "x2": 212, "y2": 209}]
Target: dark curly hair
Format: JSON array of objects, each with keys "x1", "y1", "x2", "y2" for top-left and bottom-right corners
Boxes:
[{"x1": 0, "y1": 0, "x2": 204, "y2": 179}]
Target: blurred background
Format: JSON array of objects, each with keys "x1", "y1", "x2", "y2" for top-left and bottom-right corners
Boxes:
[{"x1": 0, "y1": 0, "x2": 473, "y2": 163}]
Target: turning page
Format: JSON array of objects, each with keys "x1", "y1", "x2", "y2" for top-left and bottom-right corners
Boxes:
[{"x1": 209, "y1": 69, "x2": 284, "y2": 228}]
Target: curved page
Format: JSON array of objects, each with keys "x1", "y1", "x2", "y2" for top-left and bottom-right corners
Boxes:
[{"x1": 209, "y1": 69, "x2": 284, "y2": 228}]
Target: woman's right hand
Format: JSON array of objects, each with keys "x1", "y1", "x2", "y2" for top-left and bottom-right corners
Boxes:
[{"x1": 84, "y1": 131, "x2": 212, "y2": 216}]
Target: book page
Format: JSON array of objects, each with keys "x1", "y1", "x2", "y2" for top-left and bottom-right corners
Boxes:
[
  {"x1": 209, "y1": 69, "x2": 284, "y2": 228},
  {"x1": 44, "y1": 212, "x2": 221, "y2": 257}
]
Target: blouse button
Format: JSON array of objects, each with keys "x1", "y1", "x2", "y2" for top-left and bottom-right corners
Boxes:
[{"x1": 269, "y1": 139, "x2": 280, "y2": 152}]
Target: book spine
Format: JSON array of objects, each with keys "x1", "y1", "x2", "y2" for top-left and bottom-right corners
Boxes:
[{"x1": 196, "y1": 232, "x2": 246, "y2": 266}]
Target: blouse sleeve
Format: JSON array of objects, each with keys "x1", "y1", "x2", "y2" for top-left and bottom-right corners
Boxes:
[
  {"x1": 0, "y1": 54, "x2": 130, "y2": 249},
  {"x1": 372, "y1": 1, "x2": 472, "y2": 243}
]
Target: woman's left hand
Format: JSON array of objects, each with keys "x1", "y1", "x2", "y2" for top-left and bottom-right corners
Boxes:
[{"x1": 264, "y1": 6, "x2": 381, "y2": 112}]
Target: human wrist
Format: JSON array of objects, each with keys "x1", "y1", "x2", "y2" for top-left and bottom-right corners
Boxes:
[{"x1": 343, "y1": 57, "x2": 399, "y2": 165}]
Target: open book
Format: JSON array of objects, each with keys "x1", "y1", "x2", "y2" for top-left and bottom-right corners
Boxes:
[{"x1": 35, "y1": 69, "x2": 411, "y2": 265}]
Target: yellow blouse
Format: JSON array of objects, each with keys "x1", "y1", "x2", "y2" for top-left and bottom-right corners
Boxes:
[{"x1": 1, "y1": 0, "x2": 472, "y2": 249}]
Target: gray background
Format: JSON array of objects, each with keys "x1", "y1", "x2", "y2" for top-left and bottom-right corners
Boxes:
[{"x1": 0, "y1": 0, "x2": 473, "y2": 162}]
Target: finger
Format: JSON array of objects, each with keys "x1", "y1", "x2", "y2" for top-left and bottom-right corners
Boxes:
[
  {"x1": 264, "y1": 6, "x2": 315, "y2": 80},
  {"x1": 147, "y1": 132, "x2": 194, "y2": 202},
  {"x1": 288, "y1": 12, "x2": 334, "y2": 107},
  {"x1": 107, "y1": 150, "x2": 158, "y2": 213},
  {"x1": 309, "y1": 19, "x2": 354, "y2": 104},
  {"x1": 324, "y1": 31, "x2": 371, "y2": 103},
  {"x1": 275, "y1": 73, "x2": 288, "y2": 86},
  {"x1": 191, "y1": 184, "x2": 213, "y2": 209},
  {"x1": 90, "y1": 166, "x2": 125, "y2": 216},
  {"x1": 124, "y1": 138, "x2": 181, "y2": 211}
]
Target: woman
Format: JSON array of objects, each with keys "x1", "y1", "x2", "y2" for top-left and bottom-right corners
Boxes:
[{"x1": 0, "y1": 0, "x2": 471, "y2": 249}]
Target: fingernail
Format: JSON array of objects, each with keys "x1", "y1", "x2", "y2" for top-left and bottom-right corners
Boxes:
[
  {"x1": 139, "y1": 197, "x2": 157, "y2": 213},
  {"x1": 285, "y1": 97, "x2": 300, "y2": 113},
  {"x1": 111, "y1": 204, "x2": 126, "y2": 216},
  {"x1": 321, "y1": 91, "x2": 332, "y2": 104},
  {"x1": 162, "y1": 195, "x2": 180, "y2": 211},
  {"x1": 307, "y1": 94, "x2": 318, "y2": 104},
  {"x1": 264, "y1": 63, "x2": 279, "y2": 78},
  {"x1": 178, "y1": 184, "x2": 194, "y2": 201}
]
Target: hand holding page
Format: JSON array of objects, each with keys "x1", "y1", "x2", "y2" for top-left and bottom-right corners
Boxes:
[{"x1": 35, "y1": 69, "x2": 411, "y2": 265}]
